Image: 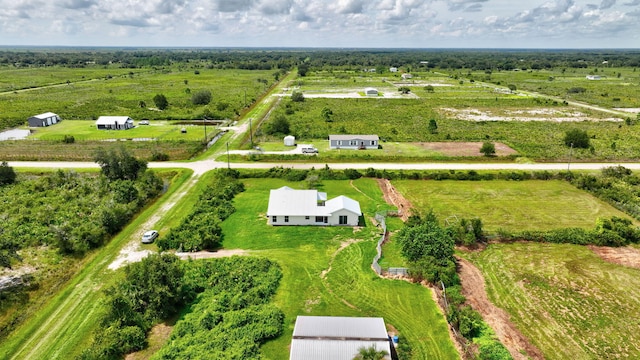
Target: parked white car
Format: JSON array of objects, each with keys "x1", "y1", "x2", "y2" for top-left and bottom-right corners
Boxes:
[{"x1": 141, "y1": 230, "x2": 159, "y2": 244}]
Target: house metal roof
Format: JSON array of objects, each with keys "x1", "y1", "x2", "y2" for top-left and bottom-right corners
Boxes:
[
  {"x1": 31, "y1": 112, "x2": 58, "y2": 119},
  {"x1": 266, "y1": 187, "x2": 360, "y2": 217},
  {"x1": 290, "y1": 316, "x2": 391, "y2": 360},
  {"x1": 329, "y1": 134, "x2": 379, "y2": 141},
  {"x1": 96, "y1": 116, "x2": 133, "y2": 125}
]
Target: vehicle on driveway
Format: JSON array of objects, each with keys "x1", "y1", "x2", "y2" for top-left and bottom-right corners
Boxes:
[
  {"x1": 301, "y1": 147, "x2": 318, "y2": 154},
  {"x1": 139, "y1": 120, "x2": 150, "y2": 125},
  {"x1": 141, "y1": 230, "x2": 159, "y2": 244}
]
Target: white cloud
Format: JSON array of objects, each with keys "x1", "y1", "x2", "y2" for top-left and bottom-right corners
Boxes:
[{"x1": 0, "y1": 0, "x2": 636, "y2": 48}]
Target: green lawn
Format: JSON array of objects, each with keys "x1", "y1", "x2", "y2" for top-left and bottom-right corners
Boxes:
[
  {"x1": 393, "y1": 179, "x2": 633, "y2": 232},
  {"x1": 27, "y1": 120, "x2": 216, "y2": 142},
  {"x1": 220, "y1": 178, "x2": 459, "y2": 360},
  {"x1": 461, "y1": 243, "x2": 640, "y2": 359}
]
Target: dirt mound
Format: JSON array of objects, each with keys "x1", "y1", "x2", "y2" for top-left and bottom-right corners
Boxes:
[
  {"x1": 589, "y1": 245, "x2": 640, "y2": 269},
  {"x1": 457, "y1": 257, "x2": 544, "y2": 360},
  {"x1": 377, "y1": 179, "x2": 413, "y2": 221}
]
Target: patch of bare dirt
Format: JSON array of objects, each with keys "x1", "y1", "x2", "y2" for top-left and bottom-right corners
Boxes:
[
  {"x1": 415, "y1": 142, "x2": 518, "y2": 157},
  {"x1": 125, "y1": 322, "x2": 174, "y2": 360},
  {"x1": 588, "y1": 245, "x2": 640, "y2": 269},
  {"x1": 441, "y1": 107, "x2": 623, "y2": 122},
  {"x1": 457, "y1": 257, "x2": 544, "y2": 360},
  {"x1": 377, "y1": 179, "x2": 413, "y2": 221}
]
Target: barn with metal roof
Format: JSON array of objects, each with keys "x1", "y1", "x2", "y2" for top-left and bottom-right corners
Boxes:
[{"x1": 289, "y1": 316, "x2": 394, "y2": 360}]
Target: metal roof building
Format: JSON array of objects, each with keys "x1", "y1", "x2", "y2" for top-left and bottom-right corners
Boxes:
[
  {"x1": 266, "y1": 187, "x2": 361, "y2": 226},
  {"x1": 290, "y1": 316, "x2": 393, "y2": 360}
]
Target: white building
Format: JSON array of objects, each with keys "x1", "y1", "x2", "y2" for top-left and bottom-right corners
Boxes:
[
  {"x1": 586, "y1": 75, "x2": 602, "y2": 80},
  {"x1": 284, "y1": 135, "x2": 296, "y2": 146},
  {"x1": 95, "y1": 116, "x2": 134, "y2": 130},
  {"x1": 401, "y1": 73, "x2": 413, "y2": 80},
  {"x1": 389, "y1": 67, "x2": 398, "y2": 72},
  {"x1": 365, "y1": 87, "x2": 378, "y2": 97},
  {"x1": 266, "y1": 186, "x2": 361, "y2": 226},
  {"x1": 290, "y1": 316, "x2": 393, "y2": 360},
  {"x1": 329, "y1": 135, "x2": 379, "y2": 150}
]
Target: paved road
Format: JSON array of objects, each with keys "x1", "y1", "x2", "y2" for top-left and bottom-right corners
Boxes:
[{"x1": 9, "y1": 160, "x2": 640, "y2": 175}]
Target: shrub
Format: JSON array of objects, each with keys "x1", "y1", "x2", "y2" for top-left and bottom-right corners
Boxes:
[
  {"x1": 191, "y1": 90, "x2": 212, "y2": 105},
  {"x1": 563, "y1": 129, "x2": 590, "y2": 148},
  {"x1": 291, "y1": 91, "x2": 304, "y2": 102},
  {"x1": 0, "y1": 161, "x2": 16, "y2": 186},
  {"x1": 62, "y1": 135, "x2": 75, "y2": 144}
]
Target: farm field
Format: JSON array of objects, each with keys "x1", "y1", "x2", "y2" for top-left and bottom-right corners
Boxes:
[
  {"x1": 220, "y1": 178, "x2": 459, "y2": 360},
  {"x1": 465, "y1": 67, "x2": 640, "y2": 109},
  {"x1": 0, "y1": 67, "x2": 275, "y2": 130},
  {"x1": 257, "y1": 70, "x2": 640, "y2": 161},
  {"x1": 392, "y1": 179, "x2": 634, "y2": 232},
  {"x1": 461, "y1": 242, "x2": 640, "y2": 359}
]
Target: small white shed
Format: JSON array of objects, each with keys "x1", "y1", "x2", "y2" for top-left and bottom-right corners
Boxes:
[
  {"x1": 284, "y1": 135, "x2": 296, "y2": 146},
  {"x1": 365, "y1": 87, "x2": 378, "y2": 97}
]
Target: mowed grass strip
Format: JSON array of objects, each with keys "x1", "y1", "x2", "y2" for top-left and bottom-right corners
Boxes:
[
  {"x1": 221, "y1": 178, "x2": 459, "y2": 359},
  {"x1": 392, "y1": 179, "x2": 632, "y2": 232},
  {"x1": 462, "y1": 243, "x2": 640, "y2": 359}
]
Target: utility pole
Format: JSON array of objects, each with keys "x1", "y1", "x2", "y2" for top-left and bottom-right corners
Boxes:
[
  {"x1": 568, "y1": 142, "x2": 573, "y2": 172},
  {"x1": 249, "y1": 118, "x2": 253, "y2": 148},
  {"x1": 203, "y1": 117, "x2": 207, "y2": 145}
]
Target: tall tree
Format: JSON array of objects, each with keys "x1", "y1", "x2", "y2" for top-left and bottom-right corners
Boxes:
[{"x1": 94, "y1": 147, "x2": 148, "y2": 181}]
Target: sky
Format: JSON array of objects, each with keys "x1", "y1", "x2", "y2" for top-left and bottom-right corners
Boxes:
[{"x1": 0, "y1": 0, "x2": 638, "y2": 48}]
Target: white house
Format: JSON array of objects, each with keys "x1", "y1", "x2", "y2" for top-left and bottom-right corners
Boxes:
[
  {"x1": 365, "y1": 87, "x2": 378, "y2": 97},
  {"x1": 401, "y1": 73, "x2": 413, "y2": 80},
  {"x1": 329, "y1": 135, "x2": 379, "y2": 150},
  {"x1": 389, "y1": 67, "x2": 398, "y2": 73},
  {"x1": 28, "y1": 112, "x2": 61, "y2": 127},
  {"x1": 95, "y1": 116, "x2": 134, "y2": 130},
  {"x1": 586, "y1": 75, "x2": 602, "y2": 80},
  {"x1": 266, "y1": 186, "x2": 361, "y2": 226},
  {"x1": 284, "y1": 135, "x2": 296, "y2": 146},
  {"x1": 290, "y1": 316, "x2": 393, "y2": 360}
]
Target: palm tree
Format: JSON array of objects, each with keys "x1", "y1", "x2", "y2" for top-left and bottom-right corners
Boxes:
[{"x1": 353, "y1": 345, "x2": 388, "y2": 360}]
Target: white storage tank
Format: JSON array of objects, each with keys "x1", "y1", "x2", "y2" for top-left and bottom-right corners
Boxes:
[{"x1": 284, "y1": 135, "x2": 295, "y2": 146}]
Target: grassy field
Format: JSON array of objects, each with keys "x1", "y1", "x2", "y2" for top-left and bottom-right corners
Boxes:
[
  {"x1": 461, "y1": 242, "x2": 640, "y2": 359},
  {"x1": 27, "y1": 120, "x2": 217, "y2": 142},
  {"x1": 0, "y1": 67, "x2": 275, "y2": 130},
  {"x1": 392, "y1": 179, "x2": 634, "y2": 232},
  {"x1": 255, "y1": 70, "x2": 640, "y2": 161},
  {"x1": 0, "y1": 65, "x2": 137, "y2": 92},
  {"x1": 465, "y1": 67, "x2": 640, "y2": 109},
  {"x1": 220, "y1": 178, "x2": 459, "y2": 359}
]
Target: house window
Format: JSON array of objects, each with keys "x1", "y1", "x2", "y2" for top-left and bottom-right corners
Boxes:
[
  {"x1": 371, "y1": 141, "x2": 375, "y2": 146},
  {"x1": 338, "y1": 140, "x2": 342, "y2": 146},
  {"x1": 305, "y1": 216, "x2": 310, "y2": 220},
  {"x1": 284, "y1": 216, "x2": 289, "y2": 223},
  {"x1": 272, "y1": 216, "x2": 277, "y2": 223},
  {"x1": 339, "y1": 215, "x2": 348, "y2": 225},
  {"x1": 315, "y1": 216, "x2": 324, "y2": 223}
]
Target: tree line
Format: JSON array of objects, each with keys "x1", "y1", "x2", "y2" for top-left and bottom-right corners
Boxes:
[{"x1": 2, "y1": 48, "x2": 638, "y2": 71}]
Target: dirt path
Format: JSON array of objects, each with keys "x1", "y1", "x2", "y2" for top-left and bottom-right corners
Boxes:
[
  {"x1": 376, "y1": 179, "x2": 413, "y2": 221},
  {"x1": 457, "y1": 257, "x2": 544, "y2": 360},
  {"x1": 589, "y1": 245, "x2": 640, "y2": 269}
]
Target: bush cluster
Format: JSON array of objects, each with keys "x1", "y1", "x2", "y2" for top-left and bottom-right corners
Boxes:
[
  {"x1": 79, "y1": 255, "x2": 283, "y2": 360},
  {"x1": 157, "y1": 169, "x2": 244, "y2": 252},
  {"x1": 0, "y1": 168, "x2": 163, "y2": 265}
]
